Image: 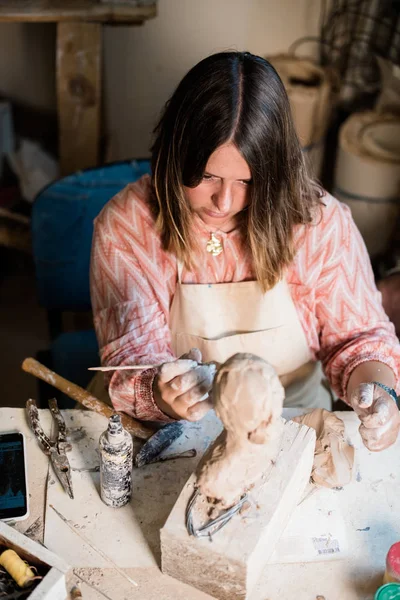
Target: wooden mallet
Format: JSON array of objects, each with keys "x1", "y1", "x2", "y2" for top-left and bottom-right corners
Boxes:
[{"x1": 21, "y1": 357, "x2": 153, "y2": 440}]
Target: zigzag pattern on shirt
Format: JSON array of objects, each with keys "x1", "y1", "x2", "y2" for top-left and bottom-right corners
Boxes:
[
  {"x1": 294, "y1": 196, "x2": 386, "y2": 326},
  {"x1": 90, "y1": 181, "x2": 400, "y2": 418},
  {"x1": 93, "y1": 181, "x2": 175, "y2": 314}
]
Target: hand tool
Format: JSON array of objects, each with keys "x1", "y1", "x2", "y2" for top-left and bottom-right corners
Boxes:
[
  {"x1": 22, "y1": 359, "x2": 193, "y2": 465},
  {"x1": 135, "y1": 421, "x2": 187, "y2": 467},
  {"x1": 142, "y1": 449, "x2": 197, "y2": 465},
  {"x1": 26, "y1": 398, "x2": 74, "y2": 499},
  {"x1": 88, "y1": 360, "x2": 219, "y2": 372},
  {"x1": 21, "y1": 358, "x2": 153, "y2": 440},
  {"x1": 186, "y1": 488, "x2": 248, "y2": 539},
  {"x1": 88, "y1": 364, "x2": 157, "y2": 371}
]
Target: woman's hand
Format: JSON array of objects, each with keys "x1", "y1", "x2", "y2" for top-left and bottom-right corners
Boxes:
[
  {"x1": 153, "y1": 348, "x2": 217, "y2": 421},
  {"x1": 350, "y1": 382, "x2": 400, "y2": 451}
]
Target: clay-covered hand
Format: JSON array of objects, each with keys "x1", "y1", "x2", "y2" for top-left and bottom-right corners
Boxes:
[
  {"x1": 153, "y1": 348, "x2": 217, "y2": 421},
  {"x1": 350, "y1": 382, "x2": 400, "y2": 451}
]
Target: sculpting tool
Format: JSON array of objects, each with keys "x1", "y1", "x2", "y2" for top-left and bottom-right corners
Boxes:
[
  {"x1": 88, "y1": 365, "x2": 157, "y2": 372},
  {"x1": 145, "y1": 449, "x2": 197, "y2": 465},
  {"x1": 88, "y1": 360, "x2": 219, "y2": 372},
  {"x1": 186, "y1": 489, "x2": 249, "y2": 539},
  {"x1": 135, "y1": 422, "x2": 186, "y2": 467}
]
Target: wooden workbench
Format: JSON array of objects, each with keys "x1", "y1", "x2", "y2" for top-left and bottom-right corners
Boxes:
[
  {"x1": 0, "y1": 1, "x2": 157, "y2": 175},
  {"x1": 1, "y1": 406, "x2": 399, "y2": 600}
]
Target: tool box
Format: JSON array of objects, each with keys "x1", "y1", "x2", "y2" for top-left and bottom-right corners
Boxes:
[{"x1": 0, "y1": 520, "x2": 69, "y2": 599}]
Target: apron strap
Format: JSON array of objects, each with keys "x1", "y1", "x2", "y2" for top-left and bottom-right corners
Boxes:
[{"x1": 177, "y1": 258, "x2": 184, "y2": 283}]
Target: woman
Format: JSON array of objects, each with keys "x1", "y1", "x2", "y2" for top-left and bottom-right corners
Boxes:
[{"x1": 90, "y1": 51, "x2": 400, "y2": 451}]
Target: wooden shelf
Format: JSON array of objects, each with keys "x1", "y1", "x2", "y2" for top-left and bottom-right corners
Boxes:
[
  {"x1": 0, "y1": 1, "x2": 157, "y2": 24},
  {"x1": 0, "y1": 1, "x2": 157, "y2": 174}
]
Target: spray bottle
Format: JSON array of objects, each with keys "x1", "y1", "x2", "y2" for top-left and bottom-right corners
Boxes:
[{"x1": 99, "y1": 414, "x2": 133, "y2": 508}]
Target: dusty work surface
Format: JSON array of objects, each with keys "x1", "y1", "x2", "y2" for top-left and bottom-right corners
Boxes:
[{"x1": 1, "y1": 407, "x2": 400, "y2": 599}]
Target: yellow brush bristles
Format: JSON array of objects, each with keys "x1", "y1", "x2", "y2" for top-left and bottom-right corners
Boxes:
[{"x1": 0, "y1": 548, "x2": 39, "y2": 588}]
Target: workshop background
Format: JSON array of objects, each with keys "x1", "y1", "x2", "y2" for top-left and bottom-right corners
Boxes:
[{"x1": 0, "y1": 0, "x2": 399, "y2": 409}]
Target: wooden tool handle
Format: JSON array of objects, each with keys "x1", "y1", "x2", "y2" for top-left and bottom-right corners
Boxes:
[{"x1": 22, "y1": 357, "x2": 153, "y2": 440}]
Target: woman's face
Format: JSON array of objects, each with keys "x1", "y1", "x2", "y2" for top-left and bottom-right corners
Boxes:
[{"x1": 184, "y1": 142, "x2": 252, "y2": 232}]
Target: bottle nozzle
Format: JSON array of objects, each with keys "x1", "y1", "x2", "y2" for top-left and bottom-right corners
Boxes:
[{"x1": 108, "y1": 414, "x2": 123, "y2": 436}]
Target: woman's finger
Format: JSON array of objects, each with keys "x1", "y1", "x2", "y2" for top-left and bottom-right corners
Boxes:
[
  {"x1": 359, "y1": 420, "x2": 399, "y2": 451},
  {"x1": 169, "y1": 364, "x2": 216, "y2": 395},
  {"x1": 351, "y1": 383, "x2": 374, "y2": 411},
  {"x1": 173, "y1": 377, "x2": 214, "y2": 410},
  {"x1": 361, "y1": 398, "x2": 394, "y2": 428},
  {"x1": 158, "y1": 359, "x2": 197, "y2": 384},
  {"x1": 186, "y1": 398, "x2": 213, "y2": 422},
  {"x1": 180, "y1": 348, "x2": 202, "y2": 363}
]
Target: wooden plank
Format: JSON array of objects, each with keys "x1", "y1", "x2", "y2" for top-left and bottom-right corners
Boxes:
[
  {"x1": 161, "y1": 419, "x2": 316, "y2": 600},
  {"x1": 0, "y1": 1, "x2": 157, "y2": 24},
  {"x1": 57, "y1": 21, "x2": 101, "y2": 175}
]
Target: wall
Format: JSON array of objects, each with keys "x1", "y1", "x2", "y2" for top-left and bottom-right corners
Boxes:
[
  {"x1": 103, "y1": 0, "x2": 321, "y2": 159},
  {"x1": 0, "y1": 22, "x2": 56, "y2": 111},
  {"x1": 0, "y1": 0, "x2": 321, "y2": 160}
]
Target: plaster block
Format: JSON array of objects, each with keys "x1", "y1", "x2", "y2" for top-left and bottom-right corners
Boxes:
[{"x1": 161, "y1": 419, "x2": 316, "y2": 600}]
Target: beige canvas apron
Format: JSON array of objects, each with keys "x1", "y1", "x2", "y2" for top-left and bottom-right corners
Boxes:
[
  {"x1": 169, "y1": 263, "x2": 332, "y2": 409},
  {"x1": 89, "y1": 265, "x2": 332, "y2": 410}
]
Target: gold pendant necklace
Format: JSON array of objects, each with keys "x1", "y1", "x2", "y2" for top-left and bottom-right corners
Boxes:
[{"x1": 206, "y1": 232, "x2": 223, "y2": 256}]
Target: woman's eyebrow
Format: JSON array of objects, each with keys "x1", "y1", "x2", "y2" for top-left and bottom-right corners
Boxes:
[{"x1": 204, "y1": 170, "x2": 252, "y2": 182}]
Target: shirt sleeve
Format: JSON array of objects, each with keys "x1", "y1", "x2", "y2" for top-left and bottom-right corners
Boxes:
[
  {"x1": 314, "y1": 198, "x2": 400, "y2": 402},
  {"x1": 90, "y1": 183, "x2": 176, "y2": 422}
]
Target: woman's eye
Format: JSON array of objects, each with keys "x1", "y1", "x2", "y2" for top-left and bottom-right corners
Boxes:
[{"x1": 202, "y1": 174, "x2": 213, "y2": 180}]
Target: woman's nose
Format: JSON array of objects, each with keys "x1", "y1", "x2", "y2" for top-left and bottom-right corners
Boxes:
[{"x1": 212, "y1": 184, "x2": 233, "y2": 213}]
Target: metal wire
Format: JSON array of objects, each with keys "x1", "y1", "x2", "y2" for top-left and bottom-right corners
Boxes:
[{"x1": 186, "y1": 488, "x2": 248, "y2": 541}]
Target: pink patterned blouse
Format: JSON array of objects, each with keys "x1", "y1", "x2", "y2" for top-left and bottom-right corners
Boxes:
[{"x1": 90, "y1": 175, "x2": 400, "y2": 422}]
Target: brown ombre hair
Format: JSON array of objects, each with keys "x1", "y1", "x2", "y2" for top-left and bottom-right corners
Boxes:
[{"x1": 150, "y1": 51, "x2": 322, "y2": 291}]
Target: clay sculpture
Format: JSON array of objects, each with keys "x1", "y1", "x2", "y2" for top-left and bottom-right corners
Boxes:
[{"x1": 196, "y1": 353, "x2": 285, "y2": 509}]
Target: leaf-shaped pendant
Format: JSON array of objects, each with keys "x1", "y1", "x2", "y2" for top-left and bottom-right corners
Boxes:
[{"x1": 206, "y1": 233, "x2": 223, "y2": 257}]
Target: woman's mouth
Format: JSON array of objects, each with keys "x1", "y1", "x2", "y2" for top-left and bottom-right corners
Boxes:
[{"x1": 203, "y1": 209, "x2": 230, "y2": 219}]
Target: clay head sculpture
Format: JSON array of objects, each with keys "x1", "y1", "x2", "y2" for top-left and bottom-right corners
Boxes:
[{"x1": 196, "y1": 353, "x2": 285, "y2": 509}]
